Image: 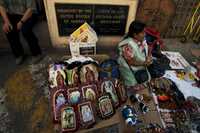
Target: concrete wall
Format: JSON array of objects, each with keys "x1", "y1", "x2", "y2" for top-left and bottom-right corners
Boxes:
[{"x1": 44, "y1": 0, "x2": 138, "y2": 48}]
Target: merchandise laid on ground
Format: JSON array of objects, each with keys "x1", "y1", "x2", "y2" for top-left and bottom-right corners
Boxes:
[
  {"x1": 1, "y1": 24, "x2": 200, "y2": 133},
  {"x1": 46, "y1": 52, "x2": 200, "y2": 133},
  {"x1": 1, "y1": 52, "x2": 200, "y2": 133}
]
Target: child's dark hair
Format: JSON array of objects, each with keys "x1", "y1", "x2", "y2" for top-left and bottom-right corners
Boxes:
[{"x1": 126, "y1": 20, "x2": 146, "y2": 38}]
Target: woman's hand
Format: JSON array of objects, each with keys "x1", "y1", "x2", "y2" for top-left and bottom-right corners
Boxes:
[{"x1": 145, "y1": 56, "x2": 153, "y2": 66}]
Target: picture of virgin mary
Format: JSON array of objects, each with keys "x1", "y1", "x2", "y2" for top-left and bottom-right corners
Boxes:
[
  {"x1": 101, "y1": 80, "x2": 119, "y2": 104},
  {"x1": 85, "y1": 88, "x2": 96, "y2": 101}
]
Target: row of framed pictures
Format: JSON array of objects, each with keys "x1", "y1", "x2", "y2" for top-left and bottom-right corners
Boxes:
[
  {"x1": 48, "y1": 62, "x2": 99, "y2": 89},
  {"x1": 60, "y1": 95, "x2": 114, "y2": 132},
  {"x1": 50, "y1": 79, "x2": 127, "y2": 129}
]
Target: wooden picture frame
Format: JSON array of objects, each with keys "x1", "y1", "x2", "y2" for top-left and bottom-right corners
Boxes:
[
  {"x1": 100, "y1": 79, "x2": 119, "y2": 107},
  {"x1": 78, "y1": 101, "x2": 95, "y2": 128},
  {"x1": 81, "y1": 84, "x2": 99, "y2": 102},
  {"x1": 115, "y1": 80, "x2": 127, "y2": 103},
  {"x1": 48, "y1": 64, "x2": 67, "y2": 88},
  {"x1": 60, "y1": 105, "x2": 77, "y2": 132},
  {"x1": 97, "y1": 94, "x2": 114, "y2": 119},
  {"x1": 67, "y1": 87, "x2": 82, "y2": 105},
  {"x1": 79, "y1": 63, "x2": 98, "y2": 83},
  {"x1": 51, "y1": 88, "x2": 67, "y2": 123},
  {"x1": 66, "y1": 67, "x2": 80, "y2": 86}
]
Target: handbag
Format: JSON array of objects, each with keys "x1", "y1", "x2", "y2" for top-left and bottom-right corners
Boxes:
[
  {"x1": 124, "y1": 58, "x2": 149, "y2": 84},
  {"x1": 134, "y1": 69, "x2": 149, "y2": 84}
]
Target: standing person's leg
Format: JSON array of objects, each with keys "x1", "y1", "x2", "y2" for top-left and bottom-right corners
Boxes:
[
  {"x1": 21, "y1": 14, "x2": 42, "y2": 57},
  {"x1": 5, "y1": 14, "x2": 25, "y2": 64}
]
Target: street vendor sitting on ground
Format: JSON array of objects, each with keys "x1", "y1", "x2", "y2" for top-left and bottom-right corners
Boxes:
[{"x1": 117, "y1": 20, "x2": 152, "y2": 87}]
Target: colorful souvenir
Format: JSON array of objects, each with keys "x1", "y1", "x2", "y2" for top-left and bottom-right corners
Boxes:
[
  {"x1": 67, "y1": 87, "x2": 82, "y2": 104},
  {"x1": 97, "y1": 94, "x2": 114, "y2": 119},
  {"x1": 139, "y1": 102, "x2": 149, "y2": 114},
  {"x1": 79, "y1": 63, "x2": 98, "y2": 83},
  {"x1": 81, "y1": 84, "x2": 98, "y2": 102},
  {"x1": 51, "y1": 88, "x2": 67, "y2": 122},
  {"x1": 99, "y1": 59, "x2": 120, "y2": 79},
  {"x1": 100, "y1": 79, "x2": 119, "y2": 107},
  {"x1": 78, "y1": 101, "x2": 95, "y2": 128},
  {"x1": 130, "y1": 94, "x2": 149, "y2": 114},
  {"x1": 122, "y1": 105, "x2": 139, "y2": 126},
  {"x1": 60, "y1": 105, "x2": 77, "y2": 132}
]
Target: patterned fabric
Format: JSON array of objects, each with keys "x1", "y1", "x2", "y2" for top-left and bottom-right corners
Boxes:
[
  {"x1": 0, "y1": 0, "x2": 36, "y2": 15},
  {"x1": 117, "y1": 37, "x2": 150, "y2": 86}
]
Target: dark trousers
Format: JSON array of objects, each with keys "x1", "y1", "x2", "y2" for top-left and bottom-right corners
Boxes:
[{"x1": 6, "y1": 14, "x2": 41, "y2": 58}]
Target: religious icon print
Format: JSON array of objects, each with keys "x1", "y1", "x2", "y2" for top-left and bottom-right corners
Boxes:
[
  {"x1": 98, "y1": 95, "x2": 114, "y2": 118},
  {"x1": 78, "y1": 101, "x2": 95, "y2": 127},
  {"x1": 51, "y1": 89, "x2": 67, "y2": 122},
  {"x1": 61, "y1": 106, "x2": 77, "y2": 132},
  {"x1": 81, "y1": 84, "x2": 98, "y2": 101},
  {"x1": 68, "y1": 87, "x2": 82, "y2": 104},
  {"x1": 101, "y1": 79, "x2": 119, "y2": 107},
  {"x1": 80, "y1": 64, "x2": 98, "y2": 83}
]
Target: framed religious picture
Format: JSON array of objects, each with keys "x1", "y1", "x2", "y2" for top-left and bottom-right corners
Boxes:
[
  {"x1": 51, "y1": 88, "x2": 67, "y2": 123},
  {"x1": 81, "y1": 84, "x2": 99, "y2": 102},
  {"x1": 54, "y1": 69, "x2": 67, "y2": 88},
  {"x1": 78, "y1": 101, "x2": 95, "y2": 128},
  {"x1": 48, "y1": 64, "x2": 67, "y2": 89},
  {"x1": 97, "y1": 94, "x2": 114, "y2": 119},
  {"x1": 60, "y1": 105, "x2": 77, "y2": 132},
  {"x1": 115, "y1": 80, "x2": 127, "y2": 103},
  {"x1": 66, "y1": 67, "x2": 80, "y2": 86},
  {"x1": 67, "y1": 87, "x2": 82, "y2": 105},
  {"x1": 79, "y1": 63, "x2": 98, "y2": 83},
  {"x1": 100, "y1": 79, "x2": 119, "y2": 107}
]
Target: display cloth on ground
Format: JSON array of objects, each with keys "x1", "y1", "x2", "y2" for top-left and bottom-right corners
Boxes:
[
  {"x1": 1, "y1": 54, "x2": 164, "y2": 133},
  {"x1": 1, "y1": 52, "x2": 200, "y2": 133}
]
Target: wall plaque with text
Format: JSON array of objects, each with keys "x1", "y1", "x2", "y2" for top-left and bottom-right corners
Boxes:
[{"x1": 55, "y1": 3, "x2": 129, "y2": 36}]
